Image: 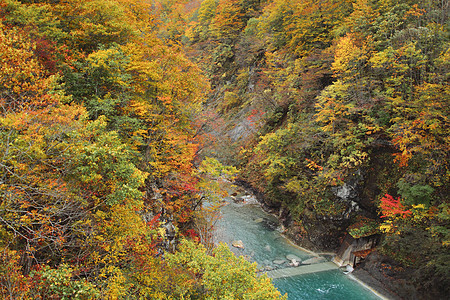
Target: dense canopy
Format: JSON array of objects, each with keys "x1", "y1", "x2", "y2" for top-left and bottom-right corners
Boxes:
[{"x1": 0, "y1": 0, "x2": 448, "y2": 299}]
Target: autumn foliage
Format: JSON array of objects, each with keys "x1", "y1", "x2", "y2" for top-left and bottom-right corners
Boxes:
[
  {"x1": 0, "y1": 0, "x2": 285, "y2": 299},
  {"x1": 0, "y1": 0, "x2": 448, "y2": 298},
  {"x1": 379, "y1": 194, "x2": 411, "y2": 219},
  {"x1": 181, "y1": 0, "x2": 449, "y2": 297}
]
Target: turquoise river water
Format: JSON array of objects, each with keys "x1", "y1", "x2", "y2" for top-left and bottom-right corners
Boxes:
[{"x1": 213, "y1": 195, "x2": 383, "y2": 300}]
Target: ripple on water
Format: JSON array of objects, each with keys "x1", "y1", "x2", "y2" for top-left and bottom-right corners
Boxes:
[{"x1": 274, "y1": 270, "x2": 381, "y2": 300}]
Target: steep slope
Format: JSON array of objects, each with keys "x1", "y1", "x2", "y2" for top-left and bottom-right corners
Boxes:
[{"x1": 178, "y1": 0, "x2": 449, "y2": 298}]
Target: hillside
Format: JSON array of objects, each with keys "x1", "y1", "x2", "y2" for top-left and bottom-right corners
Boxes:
[
  {"x1": 0, "y1": 0, "x2": 448, "y2": 299},
  {"x1": 176, "y1": 0, "x2": 449, "y2": 298},
  {"x1": 0, "y1": 0, "x2": 285, "y2": 299}
]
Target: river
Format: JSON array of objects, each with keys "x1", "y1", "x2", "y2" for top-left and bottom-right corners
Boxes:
[{"x1": 213, "y1": 190, "x2": 384, "y2": 300}]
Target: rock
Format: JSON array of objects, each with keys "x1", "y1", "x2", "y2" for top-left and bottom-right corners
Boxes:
[
  {"x1": 164, "y1": 222, "x2": 176, "y2": 240},
  {"x1": 289, "y1": 259, "x2": 300, "y2": 267},
  {"x1": 264, "y1": 245, "x2": 271, "y2": 252},
  {"x1": 286, "y1": 254, "x2": 301, "y2": 262},
  {"x1": 302, "y1": 256, "x2": 326, "y2": 265},
  {"x1": 232, "y1": 240, "x2": 244, "y2": 249},
  {"x1": 333, "y1": 183, "x2": 356, "y2": 200},
  {"x1": 233, "y1": 196, "x2": 244, "y2": 203},
  {"x1": 273, "y1": 259, "x2": 287, "y2": 265}
]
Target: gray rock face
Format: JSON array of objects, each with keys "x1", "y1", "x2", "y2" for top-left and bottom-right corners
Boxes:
[
  {"x1": 331, "y1": 170, "x2": 363, "y2": 204},
  {"x1": 333, "y1": 183, "x2": 357, "y2": 201},
  {"x1": 163, "y1": 221, "x2": 176, "y2": 252},
  {"x1": 164, "y1": 222, "x2": 176, "y2": 239}
]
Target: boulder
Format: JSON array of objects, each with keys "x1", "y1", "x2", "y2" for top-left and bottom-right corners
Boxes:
[
  {"x1": 232, "y1": 240, "x2": 244, "y2": 249},
  {"x1": 286, "y1": 254, "x2": 301, "y2": 262}
]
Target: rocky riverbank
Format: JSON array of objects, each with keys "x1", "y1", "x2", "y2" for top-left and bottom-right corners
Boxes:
[{"x1": 231, "y1": 180, "x2": 420, "y2": 300}]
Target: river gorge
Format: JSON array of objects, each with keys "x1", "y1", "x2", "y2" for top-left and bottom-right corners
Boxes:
[{"x1": 213, "y1": 185, "x2": 386, "y2": 299}]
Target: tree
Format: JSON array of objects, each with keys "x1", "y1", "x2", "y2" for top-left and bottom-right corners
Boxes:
[
  {"x1": 259, "y1": 0, "x2": 353, "y2": 55},
  {"x1": 167, "y1": 239, "x2": 287, "y2": 300},
  {"x1": 0, "y1": 24, "x2": 88, "y2": 272},
  {"x1": 210, "y1": 0, "x2": 247, "y2": 41}
]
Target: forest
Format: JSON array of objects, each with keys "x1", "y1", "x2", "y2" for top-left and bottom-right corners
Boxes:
[{"x1": 0, "y1": 0, "x2": 449, "y2": 299}]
